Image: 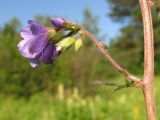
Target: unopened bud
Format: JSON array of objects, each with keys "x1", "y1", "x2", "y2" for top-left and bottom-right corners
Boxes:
[
  {"x1": 51, "y1": 18, "x2": 65, "y2": 30},
  {"x1": 57, "y1": 37, "x2": 76, "y2": 51},
  {"x1": 75, "y1": 38, "x2": 83, "y2": 52}
]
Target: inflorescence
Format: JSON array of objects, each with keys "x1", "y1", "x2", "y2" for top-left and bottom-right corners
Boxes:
[{"x1": 18, "y1": 18, "x2": 83, "y2": 67}]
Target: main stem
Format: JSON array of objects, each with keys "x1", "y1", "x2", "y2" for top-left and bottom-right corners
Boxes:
[{"x1": 139, "y1": 0, "x2": 157, "y2": 119}]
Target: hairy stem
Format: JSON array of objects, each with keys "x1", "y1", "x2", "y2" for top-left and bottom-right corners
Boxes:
[
  {"x1": 83, "y1": 0, "x2": 157, "y2": 119},
  {"x1": 83, "y1": 29, "x2": 142, "y2": 84},
  {"x1": 139, "y1": 0, "x2": 157, "y2": 119}
]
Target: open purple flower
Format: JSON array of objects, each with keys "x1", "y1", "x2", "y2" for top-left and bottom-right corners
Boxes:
[
  {"x1": 18, "y1": 20, "x2": 60, "y2": 67},
  {"x1": 29, "y1": 44, "x2": 61, "y2": 67},
  {"x1": 18, "y1": 20, "x2": 48, "y2": 59},
  {"x1": 51, "y1": 18, "x2": 65, "y2": 30},
  {"x1": 40, "y1": 44, "x2": 61, "y2": 64}
]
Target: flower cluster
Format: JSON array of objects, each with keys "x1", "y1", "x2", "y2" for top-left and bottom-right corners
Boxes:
[{"x1": 18, "y1": 18, "x2": 83, "y2": 67}]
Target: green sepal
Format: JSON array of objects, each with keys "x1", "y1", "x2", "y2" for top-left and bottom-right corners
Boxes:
[
  {"x1": 57, "y1": 37, "x2": 76, "y2": 51},
  {"x1": 75, "y1": 39, "x2": 83, "y2": 52},
  {"x1": 48, "y1": 28, "x2": 56, "y2": 39},
  {"x1": 79, "y1": 30, "x2": 85, "y2": 37},
  {"x1": 64, "y1": 21, "x2": 73, "y2": 30},
  {"x1": 54, "y1": 31, "x2": 65, "y2": 40},
  {"x1": 74, "y1": 24, "x2": 81, "y2": 31},
  {"x1": 125, "y1": 79, "x2": 130, "y2": 87}
]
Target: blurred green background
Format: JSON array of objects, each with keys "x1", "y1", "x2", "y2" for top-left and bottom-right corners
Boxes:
[{"x1": 0, "y1": 0, "x2": 160, "y2": 120}]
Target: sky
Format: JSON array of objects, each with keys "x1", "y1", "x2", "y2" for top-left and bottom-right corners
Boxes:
[{"x1": 0, "y1": 0, "x2": 122, "y2": 42}]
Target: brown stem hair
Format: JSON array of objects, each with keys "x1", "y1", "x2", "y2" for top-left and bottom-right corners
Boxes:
[{"x1": 83, "y1": 29, "x2": 142, "y2": 84}]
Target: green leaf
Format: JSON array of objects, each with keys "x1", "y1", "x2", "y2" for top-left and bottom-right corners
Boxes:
[
  {"x1": 75, "y1": 39, "x2": 83, "y2": 52},
  {"x1": 57, "y1": 37, "x2": 76, "y2": 51}
]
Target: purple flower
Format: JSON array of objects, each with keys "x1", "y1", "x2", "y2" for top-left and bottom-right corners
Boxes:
[
  {"x1": 18, "y1": 20, "x2": 48, "y2": 58},
  {"x1": 40, "y1": 44, "x2": 61, "y2": 64},
  {"x1": 51, "y1": 18, "x2": 65, "y2": 30},
  {"x1": 18, "y1": 20, "x2": 60, "y2": 67},
  {"x1": 29, "y1": 44, "x2": 61, "y2": 67}
]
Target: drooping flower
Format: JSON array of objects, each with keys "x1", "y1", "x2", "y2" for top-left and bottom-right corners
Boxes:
[
  {"x1": 29, "y1": 44, "x2": 61, "y2": 67},
  {"x1": 51, "y1": 18, "x2": 66, "y2": 30},
  {"x1": 40, "y1": 44, "x2": 61, "y2": 64},
  {"x1": 18, "y1": 18, "x2": 83, "y2": 67},
  {"x1": 18, "y1": 20, "x2": 48, "y2": 59},
  {"x1": 18, "y1": 20, "x2": 60, "y2": 67}
]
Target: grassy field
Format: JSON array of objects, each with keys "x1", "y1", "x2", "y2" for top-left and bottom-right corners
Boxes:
[{"x1": 0, "y1": 77, "x2": 160, "y2": 120}]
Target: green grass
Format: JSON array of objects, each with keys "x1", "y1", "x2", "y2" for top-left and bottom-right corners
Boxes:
[{"x1": 0, "y1": 77, "x2": 160, "y2": 120}]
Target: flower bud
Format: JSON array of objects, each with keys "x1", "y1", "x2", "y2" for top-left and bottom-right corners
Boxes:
[
  {"x1": 51, "y1": 18, "x2": 65, "y2": 30},
  {"x1": 57, "y1": 37, "x2": 76, "y2": 51},
  {"x1": 75, "y1": 38, "x2": 83, "y2": 52}
]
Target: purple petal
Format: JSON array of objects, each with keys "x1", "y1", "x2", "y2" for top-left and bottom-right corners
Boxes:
[
  {"x1": 50, "y1": 18, "x2": 65, "y2": 30},
  {"x1": 18, "y1": 39, "x2": 33, "y2": 58},
  {"x1": 18, "y1": 34, "x2": 48, "y2": 58},
  {"x1": 29, "y1": 58, "x2": 40, "y2": 68},
  {"x1": 18, "y1": 20, "x2": 49, "y2": 59},
  {"x1": 28, "y1": 20, "x2": 47, "y2": 35},
  {"x1": 20, "y1": 27, "x2": 33, "y2": 39},
  {"x1": 28, "y1": 34, "x2": 48, "y2": 56},
  {"x1": 41, "y1": 44, "x2": 60, "y2": 64}
]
